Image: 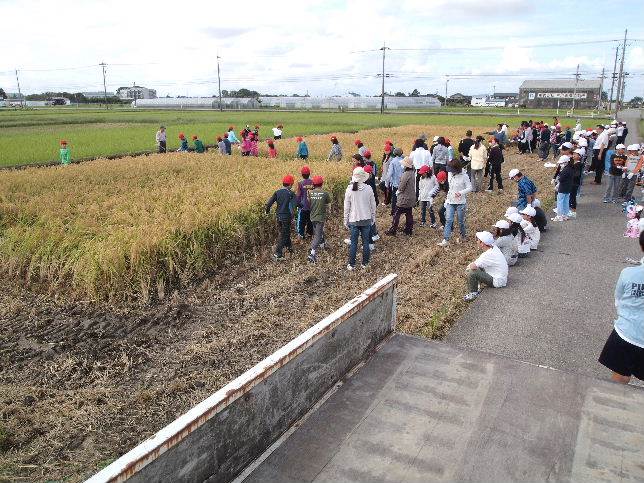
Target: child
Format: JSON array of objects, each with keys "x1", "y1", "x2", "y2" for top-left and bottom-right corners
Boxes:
[
  {"x1": 624, "y1": 205, "x2": 643, "y2": 238},
  {"x1": 307, "y1": 175, "x2": 331, "y2": 263},
  {"x1": 272, "y1": 124, "x2": 283, "y2": 140},
  {"x1": 328, "y1": 136, "x2": 342, "y2": 161},
  {"x1": 192, "y1": 135, "x2": 205, "y2": 153},
  {"x1": 620, "y1": 144, "x2": 643, "y2": 203},
  {"x1": 227, "y1": 126, "x2": 240, "y2": 144},
  {"x1": 177, "y1": 133, "x2": 189, "y2": 152},
  {"x1": 463, "y1": 231, "x2": 508, "y2": 302},
  {"x1": 418, "y1": 165, "x2": 438, "y2": 227},
  {"x1": 363, "y1": 150, "x2": 378, "y2": 178},
  {"x1": 445, "y1": 138, "x2": 454, "y2": 161},
  {"x1": 265, "y1": 174, "x2": 296, "y2": 260},
  {"x1": 430, "y1": 170, "x2": 449, "y2": 229},
  {"x1": 267, "y1": 139, "x2": 278, "y2": 158},
  {"x1": 241, "y1": 134, "x2": 252, "y2": 156},
  {"x1": 253, "y1": 124, "x2": 260, "y2": 140},
  {"x1": 531, "y1": 199, "x2": 548, "y2": 232},
  {"x1": 493, "y1": 220, "x2": 518, "y2": 266},
  {"x1": 217, "y1": 136, "x2": 226, "y2": 155},
  {"x1": 59, "y1": 140, "x2": 71, "y2": 165},
  {"x1": 223, "y1": 133, "x2": 232, "y2": 155},
  {"x1": 295, "y1": 166, "x2": 314, "y2": 239},
  {"x1": 355, "y1": 139, "x2": 368, "y2": 157},
  {"x1": 507, "y1": 212, "x2": 530, "y2": 258},
  {"x1": 520, "y1": 206, "x2": 540, "y2": 250},
  {"x1": 249, "y1": 133, "x2": 259, "y2": 157},
  {"x1": 297, "y1": 136, "x2": 309, "y2": 160},
  {"x1": 604, "y1": 144, "x2": 627, "y2": 203}
]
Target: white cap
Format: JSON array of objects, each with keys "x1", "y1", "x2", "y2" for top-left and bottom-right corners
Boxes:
[
  {"x1": 627, "y1": 144, "x2": 640, "y2": 151},
  {"x1": 508, "y1": 213, "x2": 523, "y2": 224},
  {"x1": 508, "y1": 168, "x2": 520, "y2": 179},
  {"x1": 561, "y1": 142, "x2": 573, "y2": 150},
  {"x1": 505, "y1": 206, "x2": 519, "y2": 217},
  {"x1": 532, "y1": 199, "x2": 541, "y2": 208},
  {"x1": 616, "y1": 144, "x2": 626, "y2": 150},
  {"x1": 433, "y1": 136, "x2": 439, "y2": 142},
  {"x1": 475, "y1": 231, "x2": 495, "y2": 246},
  {"x1": 577, "y1": 138, "x2": 587, "y2": 147},
  {"x1": 351, "y1": 167, "x2": 370, "y2": 183},
  {"x1": 557, "y1": 155, "x2": 571, "y2": 164},
  {"x1": 520, "y1": 206, "x2": 536, "y2": 217},
  {"x1": 573, "y1": 148, "x2": 583, "y2": 155},
  {"x1": 520, "y1": 219, "x2": 531, "y2": 229},
  {"x1": 493, "y1": 220, "x2": 510, "y2": 229}
]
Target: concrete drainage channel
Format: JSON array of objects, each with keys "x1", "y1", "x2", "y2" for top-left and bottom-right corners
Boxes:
[{"x1": 86, "y1": 274, "x2": 398, "y2": 483}]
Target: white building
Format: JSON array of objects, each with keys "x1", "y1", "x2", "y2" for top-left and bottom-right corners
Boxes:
[
  {"x1": 471, "y1": 95, "x2": 507, "y2": 107},
  {"x1": 116, "y1": 85, "x2": 157, "y2": 100}
]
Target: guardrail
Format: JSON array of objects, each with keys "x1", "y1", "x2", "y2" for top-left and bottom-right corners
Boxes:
[{"x1": 86, "y1": 273, "x2": 398, "y2": 483}]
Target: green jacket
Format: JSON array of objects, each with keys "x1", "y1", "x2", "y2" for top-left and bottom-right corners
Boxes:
[
  {"x1": 60, "y1": 147, "x2": 71, "y2": 165},
  {"x1": 194, "y1": 139, "x2": 205, "y2": 153}
]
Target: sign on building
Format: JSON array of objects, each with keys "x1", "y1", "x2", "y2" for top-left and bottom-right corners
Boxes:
[{"x1": 535, "y1": 92, "x2": 587, "y2": 99}]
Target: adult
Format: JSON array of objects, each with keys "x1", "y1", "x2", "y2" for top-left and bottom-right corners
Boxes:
[
  {"x1": 272, "y1": 124, "x2": 283, "y2": 140},
  {"x1": 343, "y1": 167, "x2": 377, "y2": 271},
  {"x1": 463, "y1": 231, "x2": 508, "y2": 301},
  {"x1": 591, "y1": 124, "x2": 609, "y2": 185},
  {"x1": 538, "y1": 123, "x2": 550, "y2": 160},
  {"x1": 385, "y1": 157, "x2": 415, "y2": 236},
  {"x1": 575, "y1": 119, "x2": 582, "y2": 132},
  {"x1": 458, "y1": 130, "x2": 475, "y2": 164},
  {"x1": 598, "y1": 232, "x2": 644, "y2": 384},
  {"x1": 386, "y1": 148, "x2": 404, "y2": 215},
  {"x1": 486, "y1": 137, "x2": 504, "y2": 193},
  {"x1": 469, "y1": 135, "x2": 487, "y2": 193},
  {"x1": 431, "y1": 136, "x2": 449, "y2": 174},
  {"x1": 155, "y1": 126, "x2": 167, "y2": 153},
  {"x1": 410, "y1": 139, "x2": 431, "y2": 200},
  {"x1": 616, "y1": 122, "x2": 625, "y2": 145},
  {"x1": 438, "y1": 159, "x2": 472, "y2": 246},
  {"x1": 569, "y1": 149, "x2": 584, "y2": 218},
  {"x1": 508, "y1": 169, "x2": 537, "y2": 209}
]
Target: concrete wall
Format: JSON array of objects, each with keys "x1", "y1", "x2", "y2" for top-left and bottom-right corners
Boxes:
[{"x1": 86, "y1": 274, "x2": 398, "y2": 483}]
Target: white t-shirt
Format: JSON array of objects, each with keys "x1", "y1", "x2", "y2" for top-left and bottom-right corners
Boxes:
[
  {"x1": 410, "y1": 148, "x2": 431, "y2": 170},
  {"x1": 594, "y1": 131, "x2": 609, "y2": 150},
  {"x1": 272, "y1": 127, "x2": 282, "y2": 137},
  {"x1": 521, "y1": 220, "x2": 540, "y2": 249},
  {"x1": 474, "y1": 245, "x2": 508, "y2": 288}
]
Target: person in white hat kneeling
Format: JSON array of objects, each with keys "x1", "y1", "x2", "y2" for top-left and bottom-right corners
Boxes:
[{"x1": 464, "y1": 231, "x2": 508, "y2": 301}]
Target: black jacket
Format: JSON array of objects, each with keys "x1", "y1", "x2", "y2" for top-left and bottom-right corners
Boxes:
[
  {"x1": 458, "y1": 138, "x2": 475, "y2": 157},
  {"x1": 266, "y1": 187, "x2": 295, "y2": 221},
  {"x1": 557, "y1": 164, "x2": 574, "y2": 194},
  {"x1": 534, "y1": 207, "x2": 548, "y2": 232}
]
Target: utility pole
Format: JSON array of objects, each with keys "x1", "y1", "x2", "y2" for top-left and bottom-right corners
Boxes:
[
  {"x1": 217, "y1": 55, "x2": 222, "y2": 112},
  {"x1": 571, "y1": 64, "x2": 580, "y2": 114},
  {"x1": 597, "y1": 68, "x2": 605, "y2": 111},
  {"x1": 444, "y1": 77, "x2": 449, "y2": 107},
  {"x1": 14, "y1": 69, "x2": 22, "y2": 107},
  {"x1": 99, "y1": 62, "x2": 108, "y2": 109},
  {"x1": 608, "y1": 45, "x2": 619, "y2": 112},
  {"x1": 379, "y1": 43, "x2": 390, "y2": 114},
  {"x1": 614, "y1": 28, "x2": 627, "y2": 119}
]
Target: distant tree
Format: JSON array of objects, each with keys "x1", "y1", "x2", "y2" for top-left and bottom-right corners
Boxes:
[
  {"x1": 348, "y1": 92, "x2": 361, "y2": 97},
  {"x1": 235, "y1": 88, "x2": 260, "y2": 98},
  {"x1": 221, "y1": 89, "x2": 229, "y2": 97},
  {"x1": 629, "y1": 96, "x2": 643, "y2": 107},
  {"x1": 0, "y1": 88, "x2": 6, "y2": 99},
  {"x1": 601, "y1": 90, "x2": 608, "y2": 101},
  {"x1": 292, "y1": 93, "x2": 300, "y2": 97},
  {"x1": 409, "y1": 88, "x2": 420, "y2": 97},
  {"x1": 394, "y1": 92, "x2": 406, "y2": 97}
]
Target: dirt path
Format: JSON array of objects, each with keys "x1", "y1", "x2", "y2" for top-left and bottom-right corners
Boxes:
[{"x1": 0, "y1": 144, "x2": 555, "y2": 481}]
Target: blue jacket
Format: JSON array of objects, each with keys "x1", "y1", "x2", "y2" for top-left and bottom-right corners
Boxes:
[
  {"x1": 387, "y1": 156, "x2": 404, "y2": 188},
  {"x1": 516, "y1": 176, "x2": 537, "y2": 209},
  {"x1": 614, "y1": 260, "x2": 644, "y2": 348},
  {"x1": 227, "y1": 131, "x2": 240, "y2": 143},
  {"x1": 223, "y1": 138, "x2": 232, "y2": 154},
  {"x1": 297, "y1": 142, "x2": 309, "y2": 156},
  {"x1": 266, "y1": 187, "x2": 295, "y2": 221}
]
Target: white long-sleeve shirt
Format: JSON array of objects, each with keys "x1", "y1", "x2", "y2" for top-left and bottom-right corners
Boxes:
[
  {"x1": 418, "y1": 175, "x2": 439, "y2": 202},
  {"x1": 446, "y1": 170, "x2": 472, "y2": 205},
  {"x1": 410, "y1": 148, "x2": 431, "y2": 170},
  {"x1": 343, "y1": 183, "x2": 377, "y2": 226}
]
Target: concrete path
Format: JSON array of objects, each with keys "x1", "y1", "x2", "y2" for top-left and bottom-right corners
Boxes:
[
  {"x1": 244, "y1": 334, "x2": 644, "y2": 482},
  {"x1": 446, "y1": 111, "x2": 643, "y2": 379}
]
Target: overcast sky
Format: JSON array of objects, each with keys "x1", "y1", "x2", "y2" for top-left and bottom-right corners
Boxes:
[{"x1": 1, "y1": 0, "x2": 643, "y2": 98}]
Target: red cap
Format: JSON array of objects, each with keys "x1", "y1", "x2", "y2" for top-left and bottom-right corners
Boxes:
[
  {"x1": 248, "y1": 133, "x2": 254, "y2": 139},
  {"x1": 419, "y1": 165, "x2": 430, "y2": 175},
  {"x1": 224, "y1": 133, "x2": 228, "y2": 138},
  {"x1": 300, "y1": 165, "x2": 311, "y2": 175},
  {"x1": 385, "y1": 139, "x2": 393, "y2": 145},
  {"x1": 179, "y1": 133, "x2": 185, "y2": 139},
  {"x1": 228, "y1": 126, "x2": 234, "y2": 130},
  {"x1": 354, "y1": 139, "x2": 362, "y2": 145},
  {"x1": 192, "y1": 135, "x2": 198, "y2": 140},
  {"x1": 384, "y1": 146, "x2": 392, "y2": 153},
  {"x1": 330, "y1": 135, "x2": 337, "y2": 141},
  {"x1": 445, "y1": 138, "x2": 451, "y2": 145},
  {"x1": 60, "y1": 139, "x2": 67, "y2": 145},
  {"x1": 437, "y1": 171, "x2": 448, "y2": 183},
  {"x1": 363, "y1": 150, "x2": 371, "y2": 158},
  {"x1": 363, "y1": 165, "x2": 373, "y2": 174},
  {"x1": 282, "y1": 174, "x2": 295, "y2": 185},
  {"x1": 267, "y1": 139, "x2": 274, "y2": 144},
  {"x1": 312, "y1": 175, "x2": 323, "y2": 186},
  {"x1": 296, "y1": 136, "x2": 303, "y2": 142}
]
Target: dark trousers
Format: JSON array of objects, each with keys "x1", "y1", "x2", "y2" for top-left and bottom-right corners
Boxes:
[
  {"x1": 593, "y1": 150, "x2": 606, "y2": 184},
  {"x1": 390, "y1": 207, "x2": 413, "y2": 235},
  {"x1": 390, "y1": 187, "x2": 398, "y2": 216},
  {"x1": 570, "y1": 184, "x2": 579, "y2": 209},
  {"x1": 297, "y1": 210, "x2": 314, "y2": 237},
  {"x1": 488, "y1": 163, "x2": 503, "y2": 190},
  {"x1": 275, "y1": 219, "x2": 292, "y2": 256},
  {"x1": 420, "y1": 201, "x2": 430, "y2": 223},
  {"x1": 158, "y1": 141, "x2": 167, "y2": 153}
]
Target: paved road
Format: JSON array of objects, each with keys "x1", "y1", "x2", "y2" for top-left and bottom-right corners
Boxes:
[
  {"x1": 447, "y1": 110, "x2": 643, "y2": 379},
  {"x1": 244, "y1": 334, "x2": 644, "y2": 482}
]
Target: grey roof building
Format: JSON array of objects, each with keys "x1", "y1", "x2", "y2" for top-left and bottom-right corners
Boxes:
[{"x1": 519, "y1": 79, "x2": 602, "y2": 109}]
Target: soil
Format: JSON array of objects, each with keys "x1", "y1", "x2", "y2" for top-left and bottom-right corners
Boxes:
[{"x1": 0, "y1": 148, "x2": 554, "y2": 482}]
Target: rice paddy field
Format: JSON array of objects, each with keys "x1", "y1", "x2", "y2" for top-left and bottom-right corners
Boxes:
[
  {"x1": 0, "y1": 117, "x2": 567, "y2": 481},
  {"x1": 0, "y1": 108, "x2": 605, "y2": 168}
]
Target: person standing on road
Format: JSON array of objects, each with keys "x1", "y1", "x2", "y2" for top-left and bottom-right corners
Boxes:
[
  {"x1": 266, "y1": 175, "x2": 296, "y2": 261},
  {"x1": 604, "y1": 144, "x2": 627, "y2": 203},
  {"x1": 591, "y1": 124, "x2": 609, "y2": 185},
  {"x1": 344, "y1": 167, "x2": 377, "y2": 270},
  {"x1": 619, "y1": 144, "x2": 644, "y2": 203},
  {"x1": 438, "y1": 159, "x2": 472, "y2": 247},
  {"x1": 485, "y1": 137, "x2": 504, "y2": 193},
  {"x1": 508, "y1": 169, "x2": 537, "y2": 210},
  {"x1": 552, "y1": 155, "x2": 573, "y2": 222},
  {"x1": 469, "y1": 136, "x2": 487, "y2": 193},
  {"x1": 598, "y1": 231, "x2": 644, "y2": 384},
  {"x1": 385, "y1": 157, "x2": 416, "y2": 237},
  {"x1": 156, "y1": 126, "x2": 167, "y2": 153},
  {"x1": 463, "y1": 231, "x2": 509, "y2": 301}
]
